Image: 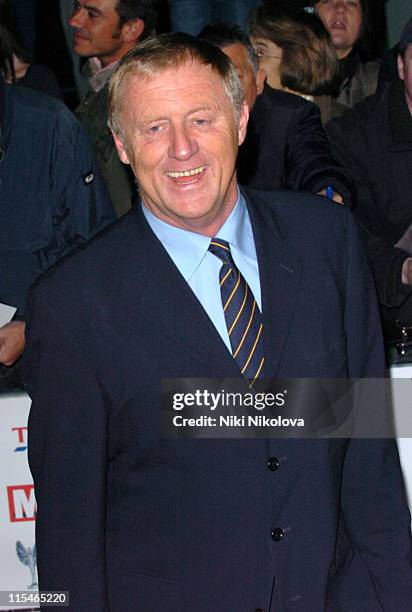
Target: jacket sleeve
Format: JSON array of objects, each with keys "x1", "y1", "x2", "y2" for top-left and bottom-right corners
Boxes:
[
  {"x1": 25, "y1": 286, "x2": 110, "y2": 611},
  {"x1": 335, "y1": 213, "x2": 412, "y2": 610},
  {"x1": 358, "y1": 222, "x2": 412, "y2": 307},
  {"x1": 37, "y1": 104, "x2": 116, "y2": 272},
  {"x1": 283, "y1": 102, "x2": 354, "y2": 206}
]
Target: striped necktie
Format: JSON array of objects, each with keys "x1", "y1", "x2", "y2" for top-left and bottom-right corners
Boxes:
[{"x1": 208, "y1": 238, "x2": 264, "y2": 385}]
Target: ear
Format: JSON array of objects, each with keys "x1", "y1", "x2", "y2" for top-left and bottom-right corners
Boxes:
[
  {"x1": 238, "y1": 100, "x2": 249, "y2": 146},
  {"x1": 397, "y1": 53, "x2": 405, "y2": 81},
  {"x1": 255, "y1": 67, "x2": 266, "y2": 96},
  {"x1": 121, "y1": 18, "x2": 145, "y2": 44},
  {"x1": 111, "y1": 130, "x2": 130, "y2": 165}
]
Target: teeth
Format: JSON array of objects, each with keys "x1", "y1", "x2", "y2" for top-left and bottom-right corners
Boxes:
[{"x1": 166, "y1": 166, "x2": 206, "y2": 178}]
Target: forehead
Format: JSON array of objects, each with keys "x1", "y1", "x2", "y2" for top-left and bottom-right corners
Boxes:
[
  {"x1": 76, "y1": 0, "x2": 118, "y2": 13},
  {"x1": 404, "y1": 45, "x2": 412, "y2": 64},
  {"x1": 120, "y1": 61, "x2": 230, "y2": 110},
  {"x1": 316, "y1": 0, "x2": 362, "y2": 7}
]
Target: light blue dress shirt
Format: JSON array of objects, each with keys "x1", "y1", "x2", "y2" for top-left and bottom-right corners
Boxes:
[{"x1": 142, "y1": 190, "x2": 261, "y2": 352}]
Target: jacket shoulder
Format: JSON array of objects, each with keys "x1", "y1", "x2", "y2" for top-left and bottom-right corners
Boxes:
[
  {"x1": 28, "y1": 211, "x2": 134, "y2": 298},
  {"x1": 260, "y1": 85, "x2": 316, "y2": 112},
  {"x1": 327, "y1": 87, "x2": 386, "y2": 134},
  {"x1": 242, "y1": 185, "x2": 351, "y2": 233}
]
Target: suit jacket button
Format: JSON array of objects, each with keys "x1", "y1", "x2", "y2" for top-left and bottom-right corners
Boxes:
[
  {"x1": 267, "y1": 456, "x2": 279, "y2": 471},
  {"x1": 271, "y1": 527, "x2": 284, "y2": 542},
  {"x1": 254, "y1": 609, "x2": 266, "y2": 612}
]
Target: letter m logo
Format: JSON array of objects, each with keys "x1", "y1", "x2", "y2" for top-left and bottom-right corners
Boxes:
[{"x1": 7, "y1": 485, "x2": 37, "y2": 522}]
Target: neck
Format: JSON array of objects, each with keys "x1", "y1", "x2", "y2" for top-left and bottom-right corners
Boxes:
[
  {"x1": 99, "y1": 42, "x2": 138, "y2": 68},
  {"x1": 336, "y1": 47, "x2": 353, "y2": 60}
]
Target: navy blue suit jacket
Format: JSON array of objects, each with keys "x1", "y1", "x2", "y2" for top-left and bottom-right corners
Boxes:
[{"x1": 25, "y1": 188, "x2": 412, "y2": 611}]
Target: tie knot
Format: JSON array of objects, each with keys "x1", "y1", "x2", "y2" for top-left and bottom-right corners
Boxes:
[{"x1": 208, "y1": 238, "x2": 234, "y2": 266}]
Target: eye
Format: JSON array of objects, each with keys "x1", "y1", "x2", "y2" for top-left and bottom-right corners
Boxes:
[{"x1": 190, "y1": 114, "x2": 213, "y2": 128}]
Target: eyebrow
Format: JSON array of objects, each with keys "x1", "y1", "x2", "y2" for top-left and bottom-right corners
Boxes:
[{"x1": 77, "y1": 1, "x2": 104, "y2": 16}]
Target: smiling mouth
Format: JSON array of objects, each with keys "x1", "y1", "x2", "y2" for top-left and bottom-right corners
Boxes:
[{"x1": 166, "y1": 165, "x2": 207, "y2": 179}]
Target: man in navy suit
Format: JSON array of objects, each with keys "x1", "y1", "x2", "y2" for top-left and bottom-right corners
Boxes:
[{"x1": 25, "y1": 33, "x2": 412, "y2": 611}]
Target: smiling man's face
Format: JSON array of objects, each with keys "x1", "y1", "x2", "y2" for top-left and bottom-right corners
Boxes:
[{"x1": 112, "y1": 61, "x2": 249, "y2": 237}]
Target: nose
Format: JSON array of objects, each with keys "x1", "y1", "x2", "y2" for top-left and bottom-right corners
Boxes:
[
  {"x1": 334, "y1": 1, "x2": 346, "y2": 13},
  {"x1": 168, "y1": 124, "x2": 198, "y2": 161},
  {"x1": 69, "y1": 6, "x2": 85, "y2": 28}
]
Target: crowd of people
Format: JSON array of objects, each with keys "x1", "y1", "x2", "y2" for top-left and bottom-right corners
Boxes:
[
  {"x1": 1, "y1": 1, "x2": 412, "y2": 610},
  {"x1": 1, "y1": 0, "x2": 411, "y2": 369}
]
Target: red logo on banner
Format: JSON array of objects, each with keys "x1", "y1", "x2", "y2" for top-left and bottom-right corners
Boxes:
[
  {"x1": 12, "y1": 426, "x2": 28, "y2": 452},
  {"x1": 7, "y1": 485, "x2": 37, "y2": 522}
]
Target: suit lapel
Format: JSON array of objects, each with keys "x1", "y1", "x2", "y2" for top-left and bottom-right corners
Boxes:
[
  {"x1": 127, "y1": 193, "x2": 301, "y2": 380},
  {"x1": 244, "y1": 190, "x2": 302, "y2": 379},
  {"x1": 128, "y1": 204, "x2": 242, "y2": 378}
]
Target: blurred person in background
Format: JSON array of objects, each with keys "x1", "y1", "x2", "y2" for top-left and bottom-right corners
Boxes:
[
  {"x1": 326, "y1": 17, "x2": 412, "y2": 348},
  {"x1": 0, "y1": 72, "x2": 115, "y2": 390},
  {"x1": 199, "y1": 22, "x2": 353, "y2": 204},
  {"x1": 248, "y1": 4, "x2": 340, "y2": 123},
  {"x1": 0, "y1": 0, "x2": 61, "y2": 98},
  {"x1": 313, "y1": 0, "x2": 379, "y2": 108},
  {"x1": 69, "y1": 0, "x2": 157, "y2": 218}
]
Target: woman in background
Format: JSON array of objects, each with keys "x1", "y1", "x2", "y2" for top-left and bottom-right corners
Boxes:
[
  {"x1": 313, "y1": 0, "x2": 379, "y2": 108},
  {"x1": 0, "y1": 0, "x2": 60, "y2": 98},
  {"x1": 248, "y1": 4, "x2": 340, "y2": 123}
]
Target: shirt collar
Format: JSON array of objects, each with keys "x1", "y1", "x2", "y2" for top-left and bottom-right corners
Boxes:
[
  {"x1": 86, "y1": 57, "x2": 120, "y2": 92},
  {"x1": 141, "y1": 188, "x2": 256, "y2": 282}
]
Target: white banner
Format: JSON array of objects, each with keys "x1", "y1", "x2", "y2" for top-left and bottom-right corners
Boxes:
[{"x1": 0, "y1": 393, "x2": 38, "y2": 611}]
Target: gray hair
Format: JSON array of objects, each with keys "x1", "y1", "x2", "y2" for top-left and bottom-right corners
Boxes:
[{"x1": 108, "y1": 32, "x2": 245, "y2": 137}]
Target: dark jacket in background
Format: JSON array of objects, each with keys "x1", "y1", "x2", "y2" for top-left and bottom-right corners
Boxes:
[
  {"x1": 326, "y1": 80, "x2": 412, "y2": 340},
  {"x1": 15, "y1": 63, "x2": 62, "y2": 100},
  {"x1": 76, "y1": 81, "x2": 135, "y2": 219},
  {"x1": 378, "y1": 44, "x2": 400, "y2": 91},
  {"x1": 335, "y1": 51, "x2": 380, "y2": 111},
  {"x1": 0, "y1": 76, "x2": 115, "y2": 318},
  {"x1": 238, "y1": 85, "x2": 354, "y2": 205}
]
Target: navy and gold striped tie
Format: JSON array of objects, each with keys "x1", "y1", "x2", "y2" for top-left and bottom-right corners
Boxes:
[{"x1": 209, "y1": 238, "x2": 264, "y2": 385}]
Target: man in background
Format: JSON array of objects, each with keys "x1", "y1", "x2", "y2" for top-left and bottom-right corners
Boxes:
[
  {"x1": 69, "y1": 0, "x2": 157, "y2": 217},
  {"x1": 199, "y1": 22, "x2": 353, "y2": 204}
]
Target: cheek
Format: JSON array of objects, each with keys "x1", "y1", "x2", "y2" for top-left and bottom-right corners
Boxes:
[
  {"x1": 261, "y1": 58, "x2": 276, "y2": 74},
  {"x1": 132, "y1": 140, "x2": 162, "y2": 171},
  {"x1": 316, "y1": 6, "x2": 330, "y2": 24},
  {"x1": 349, "y1": 12, "x2": 363, "y2": 37},
  {"x1": 263, "y1": 60, "x2": 280, "y2": 86}
]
